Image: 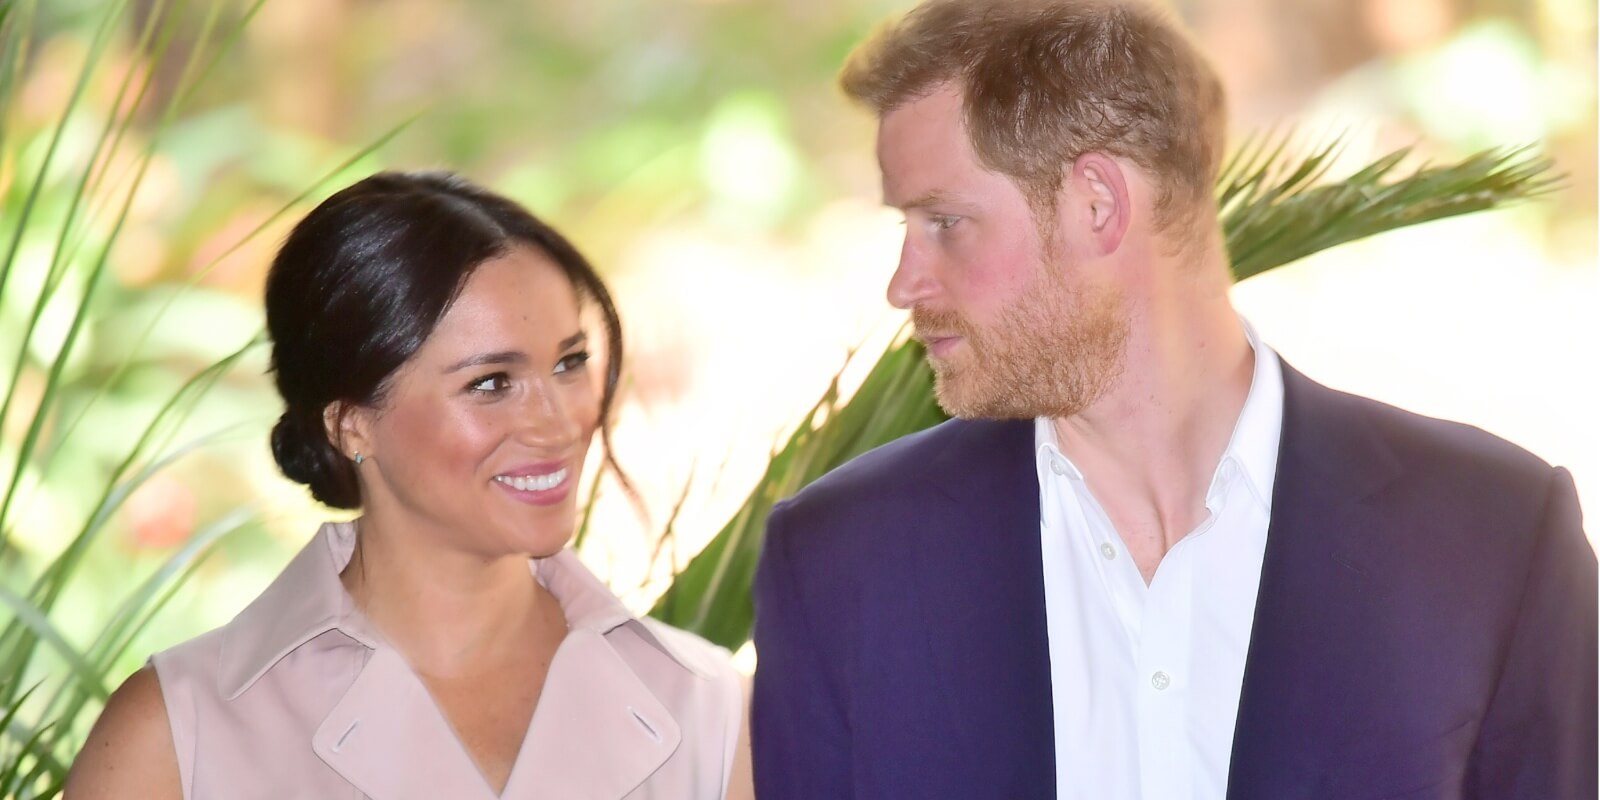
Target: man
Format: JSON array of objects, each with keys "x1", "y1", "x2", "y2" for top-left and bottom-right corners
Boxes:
[{"x1": 749, "y1": 1, "x2": 1597, "y2": 798}]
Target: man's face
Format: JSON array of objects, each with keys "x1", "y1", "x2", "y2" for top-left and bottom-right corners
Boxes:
[{"x1": 877, "y1": 85, "x2": 1127, "y2": 420}]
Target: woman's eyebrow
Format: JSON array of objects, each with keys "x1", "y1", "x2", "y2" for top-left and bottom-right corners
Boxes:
[
  {"x1": 441, "y1": 332, "x2": 585, "y2": 373},
  {"x1": 442, "y1": 351, "x2": 526, "y2": 374}
]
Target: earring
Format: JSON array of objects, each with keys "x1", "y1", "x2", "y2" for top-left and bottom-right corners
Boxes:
[{"x1": 353, "y1": 451, "x2": 365, "y2": 465}]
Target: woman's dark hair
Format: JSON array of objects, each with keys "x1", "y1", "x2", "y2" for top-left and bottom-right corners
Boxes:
[{"x1": 266, "y1": 170, "x2": 628, "y2": 509}]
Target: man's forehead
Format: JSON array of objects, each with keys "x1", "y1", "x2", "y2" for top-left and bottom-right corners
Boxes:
[
  {"x1": 876, "y1": 91, "x2": 974, "y2": 208},
  {"x1": 878, "y1": 85, "x2": 965, "y2": 137}
]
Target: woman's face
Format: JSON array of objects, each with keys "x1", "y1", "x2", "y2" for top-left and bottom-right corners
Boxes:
[{"x1": 340, "y1": 245, "x2": 601, "y2": 559}]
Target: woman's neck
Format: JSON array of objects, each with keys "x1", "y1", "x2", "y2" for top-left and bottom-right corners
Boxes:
[{"x1": 340, "y1": 514, "x2": 568, "y2": 678}]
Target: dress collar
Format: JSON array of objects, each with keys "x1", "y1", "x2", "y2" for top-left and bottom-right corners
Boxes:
[{"x1": 217, "y1": 520, "x2": 714, "y2": 700}]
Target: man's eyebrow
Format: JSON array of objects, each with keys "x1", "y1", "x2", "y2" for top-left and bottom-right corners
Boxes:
[
  {"x1": 443, "y1": 351, "x2": 526, "y2": 374},
  {"x1": 886, "y1": 190, "x2": 954, "y2": 211}
]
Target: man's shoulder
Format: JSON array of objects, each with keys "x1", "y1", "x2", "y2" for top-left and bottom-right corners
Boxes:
[
  {"x1": 1289, "y1": 372, "x2": 1561, "y2": 520},
  {"x1": 783, "y1": 415, "x2": 1022, "y2": 502},
  {"x1": 767, "y1": 416, "x2": 1026, "y2": 539}
]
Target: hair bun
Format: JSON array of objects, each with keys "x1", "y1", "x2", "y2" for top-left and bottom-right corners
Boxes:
[{"x1": 270, "y1": 411, "x2": 361, "y2": 509}]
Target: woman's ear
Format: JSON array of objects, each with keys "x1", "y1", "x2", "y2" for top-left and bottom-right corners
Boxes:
[
  {"x1": 323, "y1": 401, "x2": 373, "y2": 463},
  {"x1": 1063, "y1": 152, "x2": 1132, "y2": 256}
]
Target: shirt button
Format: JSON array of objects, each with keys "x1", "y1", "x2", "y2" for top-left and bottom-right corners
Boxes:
[
  {"x1": 1151, "y1": 671, "x2": 1172, "y2": 691},
  {"x1": 1050, "y1": 457, "x2": 1068, "y2": 476},
  {"x1": 1100, "y1": 542, "x2": 1117, "y2": 560}
]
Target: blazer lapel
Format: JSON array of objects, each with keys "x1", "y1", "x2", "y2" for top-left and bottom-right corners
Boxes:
[
  {"x1": 908, "y1": 418, "x2": 1056, "y2": 796},
  {"x1": 1227, "y1": 364, "x2": 1405, "y2": 798}
]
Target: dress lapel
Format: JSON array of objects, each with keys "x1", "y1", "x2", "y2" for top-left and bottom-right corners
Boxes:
[
  {"x1": 908, "y1": 418, "x2": 1057, "y2": 796},
  {"x1": 312, "y1": 630, "x2": 682, "y2": 800},
  {"x1": 313, "y1": 647, "x2": 497, "y2": 800},
  {"x1": 501, "y1": 628, "x2": 682, "y2": 799},
  {"x1": 1226, "y1": 363, "x2": 1405, "y2": 798}
]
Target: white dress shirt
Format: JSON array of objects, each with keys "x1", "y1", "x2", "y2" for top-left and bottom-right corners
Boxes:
[{"x1": 1037, "y1": 323, "x2": 1284, "y2": 800}]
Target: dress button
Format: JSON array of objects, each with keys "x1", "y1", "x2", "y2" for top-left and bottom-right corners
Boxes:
[
  {"x1": 1151, "y1": 671, "x2": 1172, "y2": 691},
  {"x1": 1100, "y1": 542, "x2": 1117, "y2": 560},
  {"x1": 1050, "y1": 458, "x2": 1068, "y2": 476}
]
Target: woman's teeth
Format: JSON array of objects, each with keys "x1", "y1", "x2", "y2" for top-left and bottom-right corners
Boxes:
[{"x1": 494, "y1": 468, "x2": 569, "y2": 492}]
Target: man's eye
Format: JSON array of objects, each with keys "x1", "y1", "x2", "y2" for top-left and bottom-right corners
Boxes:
[
  {"x1": 468, "y1": 373, "x2": 511, "y2": 394},
  {"x1": 554, "y1": 351, "x2": 591, "y2": 375},
  {"x1": 932, "y1": 215, "x2": 960, "y2": 231}
]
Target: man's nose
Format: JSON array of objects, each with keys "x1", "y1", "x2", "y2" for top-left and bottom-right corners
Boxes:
[{"x1": 886, "y1": 236, "x2": 938, "y2": 310}]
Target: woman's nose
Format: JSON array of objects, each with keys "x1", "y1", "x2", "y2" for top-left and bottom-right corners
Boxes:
[{"x1": 517, "y1": 379, "x2": 581, "y2": 446}]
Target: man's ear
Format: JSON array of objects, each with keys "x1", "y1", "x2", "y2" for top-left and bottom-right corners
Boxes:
[
  {"x1": 1061, "y1": 152, "x2": 1132, "y2": 255},
  {"x1": 323, "y1": 401, "x2": 373, "y2": 462}
]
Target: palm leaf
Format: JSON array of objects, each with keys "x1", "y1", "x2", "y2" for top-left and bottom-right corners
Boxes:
[
  {"x1": 651, "y1": 330, "x2": 941, "y2": 645},
  {"x1": 0, "y1": 1, "x2": 34, "y2": 156},
  {"x1": 1221, "y1": 136, "x2": 1559, "y2": 280},
  {"x1": 0, "y1": 1, "x2": 406, "y2": 790},
  {"x1": 650, "y1": 138, "x2": 1560, "y2": 649},
  {"x1": 25, "y1": 508, "x2": 256, "y2": 781},
  {"x1": 0, "y1": 684, "x2": 61, "y2": 798},
  {"x1": 0, "y1": 0, "x2": 189, "y2": 544},
  {"x1": 0, "y1": 337, "x2": 257, "y2": 714},
  {"x1": 29, "y1": 115, "x2": 417, "y2": 493}
]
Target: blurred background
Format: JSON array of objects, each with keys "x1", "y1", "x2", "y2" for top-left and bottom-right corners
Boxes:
[{"x1": 1, "y1": 0, "x2": 1594, "y2": 755}]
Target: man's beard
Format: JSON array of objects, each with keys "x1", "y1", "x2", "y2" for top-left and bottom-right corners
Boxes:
[{"x1": 913, "y1": 271, "x2": 1128, "y2": 420}]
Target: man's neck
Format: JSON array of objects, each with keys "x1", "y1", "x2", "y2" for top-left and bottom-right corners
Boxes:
[{"x1": 1051, "y1": 290, "x2": 1254, "y2": 580}]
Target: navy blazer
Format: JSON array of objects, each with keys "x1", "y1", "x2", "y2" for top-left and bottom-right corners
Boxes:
[{"x1": 751, "y1": 362, "x2": 1596, "y2": 799}]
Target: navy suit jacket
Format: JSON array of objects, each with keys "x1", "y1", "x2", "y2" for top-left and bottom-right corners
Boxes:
[{"x1": 751, "y1": 362, "x2": 1596, "y2": 799}]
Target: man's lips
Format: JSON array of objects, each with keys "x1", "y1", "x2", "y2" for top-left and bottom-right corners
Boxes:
[{"x1": 919, "y1": 334, "x2": 963, "y2": 358}]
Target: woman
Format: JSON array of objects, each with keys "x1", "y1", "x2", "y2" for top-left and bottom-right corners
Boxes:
[{"x1": 68, "y1": 172, "x2": 752, "y2": 799}]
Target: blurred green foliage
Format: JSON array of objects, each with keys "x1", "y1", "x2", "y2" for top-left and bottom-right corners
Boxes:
[{"x1": 0, "y1": 0, "x2": 1587, "y2": 794}]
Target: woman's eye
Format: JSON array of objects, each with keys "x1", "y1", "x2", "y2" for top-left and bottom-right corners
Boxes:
[
  {"x1": 932, "y1": 215, "x2": 960, "y2": 231},
  {"x1": 467, "y1": 373, "x2": 512, "y2": 394},
  {"x1": 554, "y1": 351, "x2": 591, "y2": 375}
]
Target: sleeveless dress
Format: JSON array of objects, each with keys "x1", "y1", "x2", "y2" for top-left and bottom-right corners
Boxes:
[{"x1": 151, "y1": 521, "x2": 744, "y2": 799}]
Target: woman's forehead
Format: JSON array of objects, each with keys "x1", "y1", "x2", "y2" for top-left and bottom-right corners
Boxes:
[{"x1": 425, "y1": 250, "x2": 582, "y2": 353}]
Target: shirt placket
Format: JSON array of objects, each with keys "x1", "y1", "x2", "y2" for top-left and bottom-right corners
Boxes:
[
  {"x1": 1071, "y1": 481, "x2": 1145, "y2": 650},
  {"x1": 1135, "y1": 538, "x2": 1195, "y2": 800},
  {"x1": 1041, "y1": 446, "x2": 1144, "y2": 800}
]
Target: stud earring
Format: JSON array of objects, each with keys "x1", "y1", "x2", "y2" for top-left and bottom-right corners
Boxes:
[{"x1": 353, "y1": 452, "x2": 365, "y2": 465}]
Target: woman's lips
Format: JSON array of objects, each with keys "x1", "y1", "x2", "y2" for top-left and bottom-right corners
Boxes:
[{"x1": 492, "y1": 465, "x2": 572, "y2": 506}]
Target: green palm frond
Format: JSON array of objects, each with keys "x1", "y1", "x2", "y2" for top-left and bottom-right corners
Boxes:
[
  {"x1": 1221, "y1": 135, "x2": 1560, "y2": 280},
  {"x1": 652, "y1": 336, "x2": 940, "y2": 646},
  {"x1": 651, "y1": 137, "x2": 1560, "y2": 649}
]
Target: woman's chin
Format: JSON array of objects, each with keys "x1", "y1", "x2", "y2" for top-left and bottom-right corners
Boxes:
[{"x1": 494, "y1": 519, "x2": 577, "y2": 560}]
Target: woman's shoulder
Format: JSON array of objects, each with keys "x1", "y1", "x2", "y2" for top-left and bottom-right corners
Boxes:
[
  {"x1": 632, "y1": 618, "x2": 742, "y2": 685},
  {"x1": 150, "y1": 624, "x2": 229, "y2": 678},
  {"x1": 618, "y1": 620, "x2": 750, "y2": 794},
  {"x1": 152, "y1": 521, "x2": 366, "y2": 701},
  {"x1": 608, "y1": 617, "x2": 744, "y2": 720},
  {"x1": 65, "y1": 667, "x2": 182, "y2": 799},
  {"x1": 539, "y1": 548, "x2": 740, "y2": 690}
]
